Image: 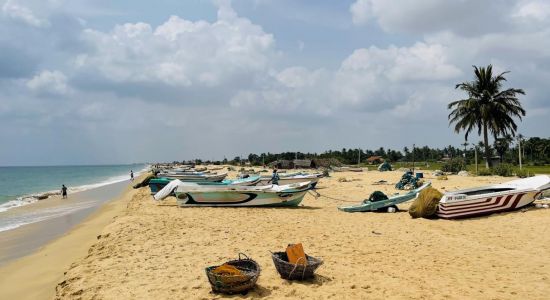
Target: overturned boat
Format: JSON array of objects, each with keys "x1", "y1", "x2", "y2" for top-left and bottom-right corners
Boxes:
[
  {"x1": 154, "y1": 181, "x2": 314, "y2": 207},
  {"x1": 148, "y1": 176, "x2": 260, "y2": 194},
  {"x1": 437, "y1": 175, "x2": 550, "y2": 219},
  {"x1": 338, "y1": 182, "x2": 431, "y2": 213}
]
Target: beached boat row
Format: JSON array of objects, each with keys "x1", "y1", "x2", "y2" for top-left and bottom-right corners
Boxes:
[
  {"x1": 148, "y1": 167, "x2": 323, "y2": 207},
  {"x1": 145, "y1": 166, "x2": 550, "y2": 219}
]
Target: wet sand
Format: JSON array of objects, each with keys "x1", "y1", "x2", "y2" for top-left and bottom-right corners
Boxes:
[
  {"x1": 0, "y1": 179, "x2": 134, "y2": 300},
  {"x1": 2, "y1": 169, "x2": 550, "y2": 299},
  {"x1": 0, "y1": 180, "x2": 130, "y2": 265}
]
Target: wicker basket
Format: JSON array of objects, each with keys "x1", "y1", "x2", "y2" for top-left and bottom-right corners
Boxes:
[
  {"x1": 271, "y1": 251, "x2": 323, "y2": 280},
  {"x1": 205, "y1": 253, "x2": 261, "y2": 294}
]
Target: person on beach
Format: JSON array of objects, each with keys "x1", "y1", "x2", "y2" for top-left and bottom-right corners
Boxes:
[
  {"x1": 268, "y1": 169, "x2": 280, "y2": 185},
  {"x1": 130, "y1": 170, "x2": 134, "y2": 181},
  {"x1": 61, "y1": 184, "x2": 68, "y2": 199}
]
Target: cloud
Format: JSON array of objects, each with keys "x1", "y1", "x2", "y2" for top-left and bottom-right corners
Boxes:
[
  {"x1": 26, "y1": 70, "x2": 69, "y2": 95},
  {"x1": 1, "y1": 0, "x2": 550, "y2": 165},
  {"x1": 74, "y1": 4, "x2": 275, "y2": 91},
  {"x1": 350, "y1": 0, "x2": 516, "y2": 36},
  {"x1": 2, "y1": 0, "x2": 50, "y2": 27},
  {"x1": 512, "y1": 0, "x2": 550, "y2": 23}
]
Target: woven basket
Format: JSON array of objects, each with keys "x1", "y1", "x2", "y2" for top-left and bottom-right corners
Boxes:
[
  {"x1": 271, "y1": 251, "x2": 323, "y2": 280},
  {"x1": 205, "y1": 254, "x2": 260, "y2": 294}
]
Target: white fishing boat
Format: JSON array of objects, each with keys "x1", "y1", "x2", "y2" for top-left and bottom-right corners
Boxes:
[
  {"x1": 437, "y1": 175, "x2": 550, "y2": 219},
  {"x1": 154, "y1": 181, "x2": 314, "y2": 207},
  {"x1": 157, "y1": 172, "x2": 227, "y2": 182},
  {"x1": 258, "y1": 173, "x2": 322, "y2": 187}
]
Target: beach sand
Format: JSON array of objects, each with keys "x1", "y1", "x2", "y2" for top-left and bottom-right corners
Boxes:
[{"x1": 3, "y1": 169, "x2": 550, "y2": 299}]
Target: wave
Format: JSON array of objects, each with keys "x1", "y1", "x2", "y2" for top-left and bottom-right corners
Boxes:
[
  {"x1": 0, "y1": 200, "x2": 99, "y2": 232},
  {"x1": 0, "y1": 165, "x2": 150, "y2": 213}
]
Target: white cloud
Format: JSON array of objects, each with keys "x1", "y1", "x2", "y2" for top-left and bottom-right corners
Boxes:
[
  {"x1": 275, "y1": 66, "x2": 325, "y2": 88},
  {"x1": 75, "y1": 3, "x2": 275, "y2": 88},
  {"x1": 513, "y1": 0, "x2": 550, "y2": 22},
  {"x1": 349, "y1": 0, "x2": 372, "y2": 25},
  {"x1": 2, "y1": 0, "x2": 50, "y2": 27},
  {"x1": 26, "y1": 70, "x2": 69, "y2": 95},
  {"x1": 338, "y1": 42, "x2": 461, "y2": 82},
  {"x1": 349, "y1": 0, "x2": 515, "y2": 36}
]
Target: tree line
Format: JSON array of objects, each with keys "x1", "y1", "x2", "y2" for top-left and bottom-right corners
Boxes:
[{"x1": 183, "y1": 136, "x2": 549, "y2": 166}]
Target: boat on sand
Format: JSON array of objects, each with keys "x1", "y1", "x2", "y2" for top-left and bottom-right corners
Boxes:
[
  {"x1": 148, "y1": 176, "x2": 260, "y2": 194},
  {"x1": 437, "y1": 175, "x2": 550, "y2": 219},
  {"x1": 258, "y1": 173, "x2": 322, "y2": 187},
  {"x1": 338, "y1": 182, "x2": 431, "y2": 212},
  {"x1": 154, "y1": 181, "x2": 314, "y2": 207},
  {"x1": 157, "y1": 172, "x2": 227, "y2": 182}
]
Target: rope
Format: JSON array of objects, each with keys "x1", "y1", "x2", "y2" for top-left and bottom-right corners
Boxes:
[
  {"x1": 309, "y1": 190, "x2": 360, "y2": 203},
  {"x1": 287, "y1": 257, "x2": 307, "y2": 280}
]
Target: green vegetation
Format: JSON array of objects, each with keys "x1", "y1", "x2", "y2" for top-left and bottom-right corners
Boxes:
[
  {"x1": 492, "y1": 163, "x2": 514, "y2": 177},
  {"x1": 448, "y1": 65, "x2": 526, "y2": 168},
  {"x1": 441, "y1": 158, "x2": 464, "y2": 173},
  {"x1": 477, "y1": 169, "x2": 493, "y2": 176}
]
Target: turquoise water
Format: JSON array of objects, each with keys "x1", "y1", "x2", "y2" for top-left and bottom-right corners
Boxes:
[{"x1": 0, "y1": 164, "x2": 147, "y2": 210}]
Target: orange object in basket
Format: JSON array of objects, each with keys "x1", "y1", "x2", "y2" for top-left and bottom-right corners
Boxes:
[
  {"x1": 286, "y1": 243, "x2": 307, "y2": 266},
  {"x1": 212, "y1": 264, "x2": 243, "y2": 276}
]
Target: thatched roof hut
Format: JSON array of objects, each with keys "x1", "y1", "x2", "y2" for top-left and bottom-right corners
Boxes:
[{"x1": 366, "y1": 156, "x2": 384, "y2": 164}]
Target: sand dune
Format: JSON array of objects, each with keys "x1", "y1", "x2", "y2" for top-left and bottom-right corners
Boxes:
[{"x1": 45, "y1": 170, "x2": 550, "y2": 299}]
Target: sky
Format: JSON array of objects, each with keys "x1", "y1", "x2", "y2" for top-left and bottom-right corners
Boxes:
[{"x1": 1, "y1": 0, "x2": 549, "y2": 165}]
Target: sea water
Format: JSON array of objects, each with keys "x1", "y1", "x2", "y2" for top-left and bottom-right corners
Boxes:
[{"x1": 0, "y1": 164, "x2": 147, "y2": 232}]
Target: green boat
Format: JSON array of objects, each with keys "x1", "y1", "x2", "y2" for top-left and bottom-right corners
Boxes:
[{"x1": 338, "y1": 182, "x2": 431, "y2": 213}]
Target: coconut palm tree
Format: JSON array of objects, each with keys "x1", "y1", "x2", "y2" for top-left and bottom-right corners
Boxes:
[{"x1": 448, "y1": 65, "x2": 526, "y2": 168}]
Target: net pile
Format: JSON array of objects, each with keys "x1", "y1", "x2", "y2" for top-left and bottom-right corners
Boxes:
[{"x1": 408, "y1": 187, "x2": 443, "y2": 218}]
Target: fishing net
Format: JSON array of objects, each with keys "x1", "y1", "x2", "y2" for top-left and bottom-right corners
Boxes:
[
  {"x1": 395, "y1": 172, "x2": 419, "y2": 190},
  {"x1": 364, "y1": 191, "x2": 389, "y2": 203},
  {"x1": 408, "y1": 187, "x2": 443, "y2": 219},
  {"x1": 378, "y1": 162, "x2": 392, "y2": 171}
]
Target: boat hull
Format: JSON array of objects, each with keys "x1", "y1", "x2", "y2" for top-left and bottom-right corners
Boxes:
[
  {"x1": 175, "y1": 190, "x2": 308, "y2": 207},
  {"x1": 338, "y1": 182, "x2": 431, "y2": 212},
  {"x1": 160, "y1": 173, "x2": 227, "y2": 182},
  {"x1": 148, "y1": 176, "x2": 259, "y2": 194},
  {"x1": 258, "y1": 177, "x2": 320, "y2": 187},
  {"x1": 437, "y1": 190, "x2": 538, "y2": 219}
]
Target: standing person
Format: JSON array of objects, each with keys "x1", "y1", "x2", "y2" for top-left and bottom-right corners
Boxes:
[
  {"x1": 61, "y1": 184, "x2": 68, "y2": 199},
  {"x1": 130, "y1": 170, "x2": 134, "y2": 181},
  {"x1": 268, "y1": 169, "x2": 280, "y2": 185}
]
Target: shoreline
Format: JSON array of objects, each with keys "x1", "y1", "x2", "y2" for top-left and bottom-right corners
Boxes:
[
  {"x1": 0, "y1": 164, "x2": 148, "y2": 215},
  {"x1": 0, "y1": 176, "x2": 143, "y2": 299}
]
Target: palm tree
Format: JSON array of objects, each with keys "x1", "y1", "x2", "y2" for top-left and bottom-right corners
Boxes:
[{"x1": 448, "y1": 65, "x2": 526, "y2": 168}]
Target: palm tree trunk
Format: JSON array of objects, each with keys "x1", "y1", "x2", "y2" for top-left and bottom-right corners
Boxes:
[{"x1": 483, "y1": 122, "x2": 491, "y2": 168}]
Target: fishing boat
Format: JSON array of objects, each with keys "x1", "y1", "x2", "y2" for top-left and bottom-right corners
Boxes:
[
  {"x1": 437, "y1": 175, "x2": 550, "y2": 219},
  {"x1": 154, "y1": 181, "x2": 314, "y2": 207},
  {"x1": 148, "y1": 176, "x2": 261, "y2": 194},
  {"x1": 338, "y1": 182, "x2": 431, "y2": 212},
  {"x1": 172, "y1": 181, "x2": 313, "y2": 207},
  {"x1": 258, "y1": 173, "x2": 322, "y2": 187},
  {"x1": 157, "y1": 172, "x2": 227, "y2": 182}
]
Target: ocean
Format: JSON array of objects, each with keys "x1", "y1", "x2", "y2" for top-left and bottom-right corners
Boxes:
[{"x1": 0, "y1": 164, "x2": 148, "y2": 232}]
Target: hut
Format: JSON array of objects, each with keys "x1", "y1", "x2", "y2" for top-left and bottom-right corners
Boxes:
[
  {"x1": 269, "y1": 160, "x2": 294, "y2": 169},
  {"x1": 366, "y1": 156, "x2": 384, "y2": 165},
  {"x1": 293, "y1": 159, "x2": 316, "y2": 169}
]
